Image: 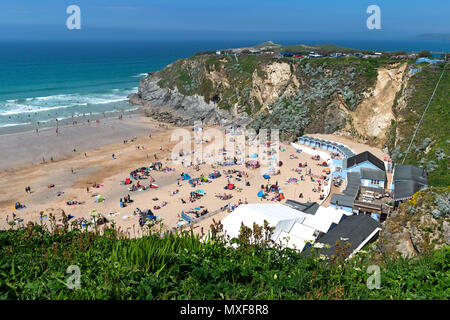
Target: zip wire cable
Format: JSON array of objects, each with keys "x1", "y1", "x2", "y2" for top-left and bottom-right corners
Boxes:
[{"x1": 402, "y1": 63, "x2": 447, "y2": 164}]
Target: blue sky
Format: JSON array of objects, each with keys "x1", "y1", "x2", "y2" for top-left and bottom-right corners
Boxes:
[{"x1": 0, "y1": 0, "x2": 448, "y2": 40}]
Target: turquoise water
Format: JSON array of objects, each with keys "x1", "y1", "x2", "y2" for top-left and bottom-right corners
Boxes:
[
  {"x1": 0, "y1": 39, "x2": 448, "y2": 130},
  {"x1": 0, "y1": 41, "x2": 257, "y2": 130}
]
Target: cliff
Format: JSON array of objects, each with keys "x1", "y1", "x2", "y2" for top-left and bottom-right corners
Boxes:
[
  {"x1": 130, "y1": 45, "x2": 448, "y2": 185},
  {"x1": 376, "y1": 187, "x2": 450, "y2": 258},
  {"x1": 130, "y1": 51, "x2": 411, "y2": 140}
]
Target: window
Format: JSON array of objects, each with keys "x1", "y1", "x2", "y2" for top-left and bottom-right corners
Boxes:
[{"x1": 370, "y1": 179, "x2": 379, "y2": 185}]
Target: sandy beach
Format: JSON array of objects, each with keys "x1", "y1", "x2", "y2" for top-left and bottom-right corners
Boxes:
[
  {"x1": 0, "y1": 113, "x2": 160, "y2": 171},
  {"x1": 0, "y1": 117, "x2": 386, "y2": 237}
]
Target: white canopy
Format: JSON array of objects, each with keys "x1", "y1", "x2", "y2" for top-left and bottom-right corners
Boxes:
[{"x1": 220, "y1": 204, "x2": 307, "y2": 240}]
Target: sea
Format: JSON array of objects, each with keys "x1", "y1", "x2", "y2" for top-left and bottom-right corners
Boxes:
[{"x1": 0, "y1": 39, "x2": 448, "y2": 132}]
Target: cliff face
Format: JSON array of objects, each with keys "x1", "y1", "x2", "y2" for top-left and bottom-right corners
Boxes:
[
  {"x1": 130, "y1": 52, "x2": 410, "y2": 146},
  {"x1": 129, "y1": 76, "x2": 238, "y2": 126},
  {"x1": 376, "y1": 187, "x2": 450, "y2": 258}
]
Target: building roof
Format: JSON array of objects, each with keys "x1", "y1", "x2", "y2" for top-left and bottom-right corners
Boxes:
[
  {"x1": 314, "y1": 206, "x2": 350, "y2": 222},
  {"x1": 360, "y1": 168, "x2": 386, "y2": 181},
  {"x1": 309, "y1": 215, "x2": 382, "y2": 258},
  {"x1": 289, "y1": 222, "x2": 317, "y2": 241},
  {"x1": 284, "y1": 200, "x2": 320, "y2": 214},
  {"x1": 302, "y1": 214, "x2": 337, "y2": 234},
  {"x1": 345, "y1": 151, "x2": 385, "y2": 171},
  {"x1": 298, "y1": 135, "x2": 355, "y2": 158},
  {"x1": 339, "y1": 146, "x2": 356, "y2": 158},
  {"x1": 393, "y1": 180, "x2": 425, "y2": 201},
  {"x1": 330, "y1": 172, "x2": 360, "y2": 208},
  {"x1": 276, "y1": 231, "x2": 310, "y2": 251},
  {"x1": 272, "y1": 219, "x2": 318, "y2": 251},
  {"x1": 220, "y1": 204, "x2": 308, "y2": 240},
  {"x1": 330, "y1": 193, "x2": 355, "y2": 208},
  {"x1": 393, "y1": 164, "x2": 428, "y2": 185},
  {"x1": 344, "y1": 172, "x2": 361, "y2": 196}
]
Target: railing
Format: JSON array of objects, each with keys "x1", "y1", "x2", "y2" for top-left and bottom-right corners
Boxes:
[{"x1": 178, "y1": 206, "x2": 228, "y2": 231}]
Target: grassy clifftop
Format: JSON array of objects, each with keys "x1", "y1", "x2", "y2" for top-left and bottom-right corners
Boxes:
[{"x1": 0, "y1": 222, "x2": 448, "y2": 300}]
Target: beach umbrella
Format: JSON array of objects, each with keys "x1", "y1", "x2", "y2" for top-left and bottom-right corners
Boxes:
[
  {"x1": 257, "y1": 190, "x2": 264, "y2": 197},
  {"x1": 196, "y1": 189, "x2": 205, "y2": 195},
  {"x1": 94, "y1": 195, "x2": 105, "y2": 203},
  {"x1": 250, "y1": 153, "x2": 258, "y2": 159},
  {"x1": 263, "y1": 174, "x2": 270, "y2": 179}
]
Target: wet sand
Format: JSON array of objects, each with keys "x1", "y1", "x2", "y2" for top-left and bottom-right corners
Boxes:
[{"x1": 0, "y1": 114, "x2": 162, "y2": 171}]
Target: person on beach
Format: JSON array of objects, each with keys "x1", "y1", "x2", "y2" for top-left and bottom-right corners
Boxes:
[{"x1": 86, "y1": 187, "x2": 89, "y2": 193}]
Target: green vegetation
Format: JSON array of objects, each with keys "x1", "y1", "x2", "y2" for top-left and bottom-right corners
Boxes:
[
  {"x1": 154, "y1": 50, "x2": 389, "y2": 117},
  {"x1": 389, "y1": 63, "x2": 449, "y2": 187},
  {"x1": 1, "y1": 220, "x2": 449, "y2": 300},
  {"x1": 250, "y1": 96, "x2": 311, "y2": 140}
]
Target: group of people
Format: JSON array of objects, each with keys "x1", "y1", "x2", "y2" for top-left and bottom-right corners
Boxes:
[{"x1": 120, "y1": 195, "x2": 132, "y2": 207}]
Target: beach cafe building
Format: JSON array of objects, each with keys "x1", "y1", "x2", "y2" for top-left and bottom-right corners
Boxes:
[
  {"x1": 296, "y1": 136, "x2": 392, "y2": 221},
  {"x1": 216, "y1": 203, "x2": 351, "y2": 252},
  {"x1": 330, "y1": 151, "x2": 389, "y2": 215}
]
